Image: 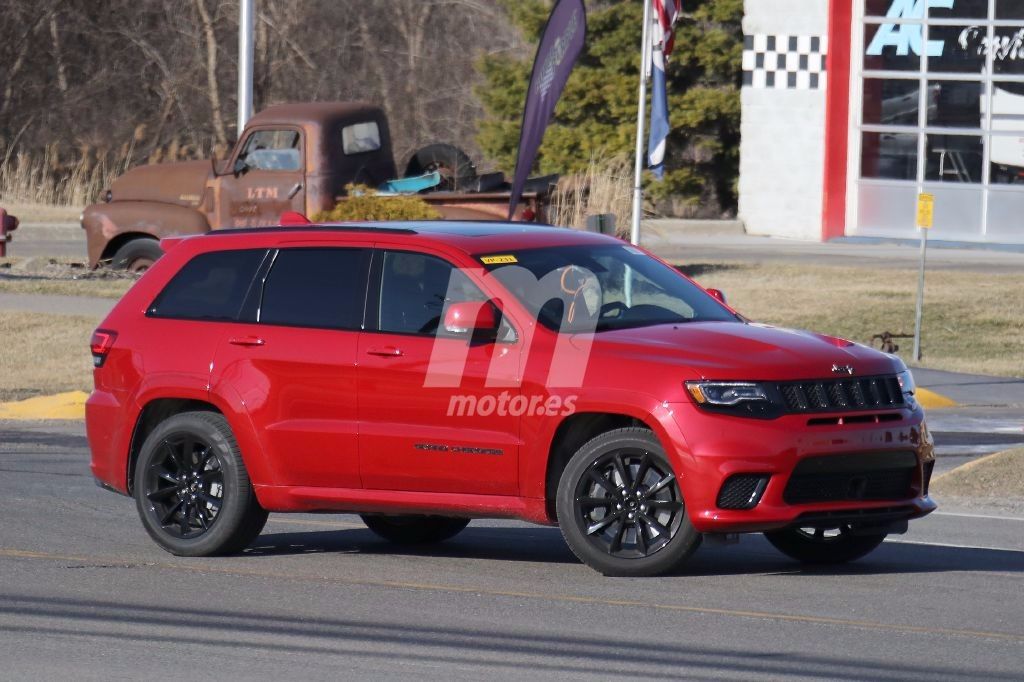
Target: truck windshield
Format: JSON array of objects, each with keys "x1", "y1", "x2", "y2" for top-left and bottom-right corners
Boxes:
[{"x1": 480, "y1": 244, "x2": 738, "y2": 333}]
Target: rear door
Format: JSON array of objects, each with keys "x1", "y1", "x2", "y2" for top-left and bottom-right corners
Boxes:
[
  {"x1": 211, "y1": 244, "x2": 372, "y2": 489},
  {"x1": 357, "y1": 246, "x2": 522, "y2": 495}
]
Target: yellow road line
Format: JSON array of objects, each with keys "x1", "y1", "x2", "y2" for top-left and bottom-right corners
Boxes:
[
  {"x1": 0, "y1": 546, "x2": 1020, "y2": 643},
  {"x1": 0, "y1": 391, "x2": 87, "y2": 420}
]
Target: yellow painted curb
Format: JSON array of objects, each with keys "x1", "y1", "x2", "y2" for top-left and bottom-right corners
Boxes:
[
  {"x1": 916, "y1": 387, "x2": 958, "y2": 409},
  {"x1": 0, "y1": 391, "x2": 88, "y2": 420}
]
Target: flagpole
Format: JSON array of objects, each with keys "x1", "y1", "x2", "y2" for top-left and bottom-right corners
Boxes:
[{"x1": 630, "y1": 0, "x2": 653, "y2": 246}]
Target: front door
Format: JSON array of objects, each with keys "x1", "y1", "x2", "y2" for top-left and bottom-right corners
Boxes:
[
  {"x1": 215, "y1": 127, "x2": 306, "y2": 228},
  {"x1": 358, "y1": 248, "x2": 522, "y2": 495},
  {"x1": 211, "y1": 245, "x2": 371, "y2": 489}
]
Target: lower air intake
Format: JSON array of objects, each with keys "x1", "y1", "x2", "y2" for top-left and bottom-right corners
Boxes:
[{"x1": 717, "y1": 474, "x2": 770, "y2": 510}]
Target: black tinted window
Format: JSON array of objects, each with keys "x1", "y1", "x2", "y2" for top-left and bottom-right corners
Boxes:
[
  {"x1": 260, "y1": 248, "x2": 369, "y2": 329},
  {"x1": 149, "y1": 249, "x2": 265, "y2": 321},
  {"x1": 379, "y1": 251, "x2": 479, "y2": 335}
]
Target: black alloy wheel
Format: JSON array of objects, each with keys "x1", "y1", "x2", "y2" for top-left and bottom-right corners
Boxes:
[
  {"x1": 135, "y1": 412, "x2": 267, "y2": 556},
  {"x1": 557, "y1": 428, "x2": 701, "y2": 576},
  {"x1": 142, "y1": 434, "x2": 225, "y2": 539}
]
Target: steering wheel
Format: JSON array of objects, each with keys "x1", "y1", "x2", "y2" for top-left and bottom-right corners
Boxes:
[{"x1": 599, "y1": 301, "x2": 629, "y2": 319}]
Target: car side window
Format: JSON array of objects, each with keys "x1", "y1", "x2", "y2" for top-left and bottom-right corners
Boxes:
[
  {"x1": 240, "y1": 129, "x2": 301, "y2": 171},
  {"x1": 148, "y1": 249, "x2": 266, "y2": 321},
  {"x1": 259, "y1": 248, "x2": 370, "y2": 330},
  {"x1": 378, "y1": 251, "x2": 489, "y2": 336}
]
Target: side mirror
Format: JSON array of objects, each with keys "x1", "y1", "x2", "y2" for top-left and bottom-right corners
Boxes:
[
  {"x1": 444, "y1": 301, "x2": 498, "y2": 337},
  {"x1": 233, "y1": 156, "x2": 249, "y2": 176},
  {"x1": 706, "y1": 288, "x2": 728, "y2": 305}
]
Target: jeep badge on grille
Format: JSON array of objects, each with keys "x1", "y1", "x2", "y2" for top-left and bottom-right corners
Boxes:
[{"x1": 831, "y1": 364, "x2": 855, "y2": 375}]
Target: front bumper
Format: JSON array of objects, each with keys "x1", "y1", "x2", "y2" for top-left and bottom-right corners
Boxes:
[{"x1": 661, "y1": 401, "x2": 936, "y2": 533}]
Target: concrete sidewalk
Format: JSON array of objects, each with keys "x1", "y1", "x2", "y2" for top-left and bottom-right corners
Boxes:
[
  {"x1": 0, "y1": 292, "x2": 114, "y2": 318},
  {"x1": 641, "y1": 221, "x2": 1024, "y2": 273}
]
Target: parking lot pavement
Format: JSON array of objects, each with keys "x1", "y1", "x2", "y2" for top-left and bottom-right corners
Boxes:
[{"x1": 1, "y1": 419, "x2": 1022, "y2": 679}]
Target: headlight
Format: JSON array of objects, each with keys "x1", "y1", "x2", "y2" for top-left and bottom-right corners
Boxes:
[
  {"x1": 896, "y1": 369, "x2": 916, "y2": 395},
  {"x1": 685, "y1": 381, "x2": 782, "y2": 419}
]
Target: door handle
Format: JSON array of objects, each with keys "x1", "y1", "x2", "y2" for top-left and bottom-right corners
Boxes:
[
  {"x1": 366, "y1": 346, "x2": 403, "y2": 357},
  {"x1": 228, "y1": 336, "x2": 265, "y2": 347},
  {"x1": 287, "y1": 182, "x2": 303, "y2": 199}
]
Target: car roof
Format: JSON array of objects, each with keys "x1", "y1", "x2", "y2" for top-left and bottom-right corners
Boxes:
[{"x1": 190, "y1": 221, "x2": 622, "y2": 255}]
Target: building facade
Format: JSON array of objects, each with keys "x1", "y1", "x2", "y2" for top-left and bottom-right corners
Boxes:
[{"x1": 739, "y1": 0, "x2": 1024, "y2": 245}]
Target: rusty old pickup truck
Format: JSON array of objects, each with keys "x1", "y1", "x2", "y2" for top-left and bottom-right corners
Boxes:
[{"x1": 81, "y1": 101, "x2": 553, "y2": 270}]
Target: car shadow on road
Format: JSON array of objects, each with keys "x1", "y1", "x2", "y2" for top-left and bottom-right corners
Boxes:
[{"x1": 244, "y1": 526, "x2": 1024, "y2": 576}]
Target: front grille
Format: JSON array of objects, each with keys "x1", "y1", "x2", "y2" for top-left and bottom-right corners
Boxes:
[
  {"x1": 783, "y1": 452, "x2": 917, "y2": 504},
  {"x1": 778, "y1": 376, "x2": 904, "y2": 413},
  {"x1": 717, "y1": 474, "x2": 770, "y2": 510}
]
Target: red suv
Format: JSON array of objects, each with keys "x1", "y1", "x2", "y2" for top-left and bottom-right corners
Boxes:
[{"x1": 88, "y1": 222, "x2": 936, "y2": 576}]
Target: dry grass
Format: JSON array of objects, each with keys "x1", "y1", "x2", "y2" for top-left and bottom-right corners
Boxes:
[
  {"x1": 686, "y1": 261, "x2": 1024, "y2": 378},
  {"x1": 0, "y1": 142, "x2": 136, "y2": 208},
  {"x1": 0, "y1": 312, "x2": 96, "y2": 401},
  {"x1": 0, "y1": 257, "x2": 138, "y2": 298},
  {"x1": 931, "y1": 447, "x2": 1024, "y2": 500},
  {"x1": 550, "y1": 155, "x2": 633, "y2": 235}
]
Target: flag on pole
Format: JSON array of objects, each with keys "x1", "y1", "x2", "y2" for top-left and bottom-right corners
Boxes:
[
  {"x1": 647, "y1": 0, "x2": 682, "y2": 179},
  {"x1": 508, "y1": 0, "x2": 587, "y2": 220}
]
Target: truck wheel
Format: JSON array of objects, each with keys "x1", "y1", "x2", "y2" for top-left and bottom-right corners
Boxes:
[
  {"x1": 764, "y1": 526, "x2": 887, "y2": 564},
  {"x1": 404, "y1": 143, "x2": 477, "y2": 191},
  {"x1": 112, "y1": 238, "x2": 163, "y2": 272},
  {"x1": 360, "y1": 514, "x2": 470, "y2": 544},
  {"x1": 556, "y1": 428, "x2": 701, "y2": 576},
  {"x1": 134, "y1": 411, "x2": 268, "y2": 557}
]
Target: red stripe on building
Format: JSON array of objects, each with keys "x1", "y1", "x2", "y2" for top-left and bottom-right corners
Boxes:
[{"x1": 821, "y1": 0, "x2": 853, "y2": 241}]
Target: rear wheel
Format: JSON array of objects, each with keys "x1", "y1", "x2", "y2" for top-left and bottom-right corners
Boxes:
[
  {"x1": 134, "y1": 411, "x2": 267, "y2": 556},
  {"x1": 764, "y1": 526, "x2": 887, "y2": 564},
  {"x1": 360, "y1": 514, "x2": 470, "y2": 545},
  {"x1": 556, "y1": 428, "x2": 700, "y2": 576},
  {"x1": 112, "y1": 238, "x2": 163, "y2": 272}
]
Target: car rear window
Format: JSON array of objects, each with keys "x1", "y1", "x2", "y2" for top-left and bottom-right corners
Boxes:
[
  {"x1": 259, "y1": 248, "x2": 370, "y2": 329},
  {"x1": 148, "y1": 249, "x2": 266, "y2": 321}
]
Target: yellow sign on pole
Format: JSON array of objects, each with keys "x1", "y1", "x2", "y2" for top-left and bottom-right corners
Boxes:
[{"x1": 916, "y1": 192, "x2": 934, "y2": 229}]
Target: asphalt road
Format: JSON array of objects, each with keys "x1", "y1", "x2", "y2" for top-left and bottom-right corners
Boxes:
[{"x1": 1, "y1": 420, "x2": 1022, "y2": 680}]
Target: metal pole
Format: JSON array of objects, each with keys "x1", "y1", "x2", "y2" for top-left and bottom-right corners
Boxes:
[
  {"x1": 912, "y1": 227, "x2": 928, "y2": 362},
  {"x1": 237, "y1": 0, "x2": 255, "y2": 133},
  {"x1": 629, "y1": 0, "x2": 653, "y2": 246}
]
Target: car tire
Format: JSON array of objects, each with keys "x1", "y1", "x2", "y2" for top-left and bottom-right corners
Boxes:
[
  {"x1": 112, "y1": 238, "x2": 163, "y2": 272},
  {"x1": 764, "y1": 526, "x2": 887, "y2": 564},
  {"x1": 360, "y1": 514, "x2": 470, "y2": 545},
  {"x1": 555, "y1": 427, "x2": 700, "y2": 577},
  {"x1": 134, "y1": 411, "x2": 268, "y2": 556}
]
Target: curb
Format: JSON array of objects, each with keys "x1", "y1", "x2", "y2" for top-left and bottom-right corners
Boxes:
[
  {"x1": 0, "y1": 391, "x2": 87, "y2": 420},
  {"x1": 916, "y1": 388, "x2": 958, "y2": 409}
]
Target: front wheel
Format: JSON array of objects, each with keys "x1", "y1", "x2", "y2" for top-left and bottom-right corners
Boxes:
[
  {"x1": 556, "y1": 428, "x2": 700, "y2": 576},
  {"x1": 134, "y1": 411, "x2": 268, "y2": 556},
  {"x1": 112, "y1": 238, "x2": 163, "y2": 272},
  {"x1": 764, "y1": 526, "x2": 887, "y2": 564},
  {"x1": 360, "y1": 515, "x2": 470, "y2": 545}
]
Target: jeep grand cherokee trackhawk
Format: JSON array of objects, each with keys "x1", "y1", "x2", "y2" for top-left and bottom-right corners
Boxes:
[{"x1": 87, "y1": 221, "x2": 936, "y2": 576}]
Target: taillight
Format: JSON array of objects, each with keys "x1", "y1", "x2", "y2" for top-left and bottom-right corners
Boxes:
[{"x1": 90, "y1": 329, "x2": 118, "y2": 367}]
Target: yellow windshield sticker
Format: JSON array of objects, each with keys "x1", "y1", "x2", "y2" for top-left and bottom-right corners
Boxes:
[{"x1": 480, "y1": 254, "x2": 518, "y2": 265}]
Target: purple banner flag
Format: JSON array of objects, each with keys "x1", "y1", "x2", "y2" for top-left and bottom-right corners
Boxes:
[{"x1": 508, "y1": 0, "x2": 587, "y2": 220}]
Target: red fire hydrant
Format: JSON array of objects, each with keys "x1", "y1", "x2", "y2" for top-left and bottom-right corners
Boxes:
[{"x1": 0, "y1": 207, "x2": 18, "y2": 257}]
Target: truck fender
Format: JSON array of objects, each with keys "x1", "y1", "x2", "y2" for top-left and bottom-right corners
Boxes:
[{"x1": 82, "y1": 201, "x2": 210, "y2": 267}]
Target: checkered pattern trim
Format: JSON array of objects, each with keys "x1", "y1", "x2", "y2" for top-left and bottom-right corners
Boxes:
[{"x1": 742, "y1": 34, "x2": 828, "y2": 90}]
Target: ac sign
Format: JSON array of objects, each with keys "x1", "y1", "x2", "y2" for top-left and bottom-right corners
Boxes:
[{"x1": 866, "y1": 0, "x2": 954, "y2": 57}]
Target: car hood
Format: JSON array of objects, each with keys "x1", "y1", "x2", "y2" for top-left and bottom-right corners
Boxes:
[
  {"x1": 110, "y1": 160, "x2": 212, "y2": 207},
  {"x1": 583, "y1": 321, "x2": 899, "y2": 381}
]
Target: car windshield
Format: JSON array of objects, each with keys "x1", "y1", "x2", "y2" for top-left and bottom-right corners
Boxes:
[{"x1": 480, "y1": 244, "x2": 738, "y2": 332}]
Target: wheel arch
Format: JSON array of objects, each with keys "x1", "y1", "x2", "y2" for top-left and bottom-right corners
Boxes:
[
  {"x1": 126, "y1": 398, "x2": 221, "y2": 495},
  {"x1": 543, "y1": 412, "x2": 649, "y2": 521},
  {"x1": 101, "y1": 232, "x2": 159, "y2": 263}
]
